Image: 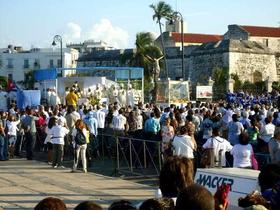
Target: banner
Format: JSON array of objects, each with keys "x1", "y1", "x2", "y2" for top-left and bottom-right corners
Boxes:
[
  {"x1": 17, "y1": 90, "x2": 41, "y2": 109},
  {"x1": 195, "y1": 168, "x2": 260, "y2": 208},
  {"x1": 196, "y1": 86, "x2": 213, "y2": 99}
]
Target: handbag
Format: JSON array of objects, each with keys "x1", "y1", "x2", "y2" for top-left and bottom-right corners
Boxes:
[
  {"x1": 251, "y1": 150, "x2": 259, "y2": 170},
  {"x1": 200, "y1": 138, "x2": 215, "y2": 168}
]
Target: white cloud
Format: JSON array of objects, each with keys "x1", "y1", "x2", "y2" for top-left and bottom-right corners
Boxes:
[
  {"x1": 87, "y1": 19, "x2": 129, "y2": 49},
  {"x1": 63, "y1": 22, "x2": 82, "y2": 43}
]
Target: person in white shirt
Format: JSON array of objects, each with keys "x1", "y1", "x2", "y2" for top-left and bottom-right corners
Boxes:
[
  {"x1": 228, "y1": 114, "x2": 244, "y2": 145},
  {"x1": 203, "y1": 127, "x2": 233, "y2": 167},
  {"x1": 259, "y1": 115, "x2": 275, "y2": 144},
  {"x1": 6, "y1": 115, "x2": 20, "y2": 158},
  {"x1": 49, "y1": 118, "x2": 69, "y2": 168},
  {"x1": 172, "y1": 126, "x2": 195, "y2": 159},
  {"x1": 112, "y1": 109, "x2": 127, "y2": 135},
  {"x1": 50, "y1": 89, "x2": 61, "y2": 106},
  {"x1": 72, "y1": 119, "x2": 88, "y2": 173},
  {"x1": 93, "y1": 106, "x2": 106, "y2": 130},
  {"x1": 230, "y1": 132, "x2": 253, "y2": 169},
  {"x1": 44, "y1": 117, "x2": 57, "y2": 165}
]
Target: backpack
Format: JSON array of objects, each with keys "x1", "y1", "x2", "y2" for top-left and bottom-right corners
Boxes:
[{"x1": 75, "y1": 129, "x2": 86, "y2": 145}]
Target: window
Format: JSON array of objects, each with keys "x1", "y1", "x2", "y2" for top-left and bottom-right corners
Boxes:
[
  {"x1": 24, "y1": 59, "x2": 29, "y2": 68},
  {"x1": 34, "y1": 59, "x2": 40, "y2": 68},
  {"x1": 49, "y1": 59, "x2": 54, "y2": 68},
  {"x1": 263, "y1": 39, "x2": 269, "y2": 47},
  {"x1": 7, "y1": 59, "x2": 13, "y2": 68},
  {"x1": 8, "y1": 74, "x2": 13, "y2": 81},
  {"x1": 57, "y1": 59, "x2": 61, "y2": 68}
]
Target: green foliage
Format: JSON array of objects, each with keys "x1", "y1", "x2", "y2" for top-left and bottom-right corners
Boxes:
[
  {"x1": 150, "y1": 1, "x2": 173, "y2": 78},
  {"x1": 212, "y1": 67, "x2": 229, "y2": 99},
  {"x1": 272, "y1": 81, "x2": 280, "y2": 91},
  {"x1": 242, "y1": 80, "x2": 266, "y2": 94},
  {"x1": 150, "y1": 1, "x2": 173, "y2": 23},
  {"x1": 0, "y1": 76, "x2": 7, "y2": 89},
  {"x1": 23, "y1": 70, "x2": 35, "y2": 89},
  {"x1": 231, "y1": 73, "x2": 243, "y2": 92}
]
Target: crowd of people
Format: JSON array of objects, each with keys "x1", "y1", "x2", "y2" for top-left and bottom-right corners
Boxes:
[
  {"x1": 28, "y1": 156, "x2": 280, "y2": 209},
  {"x1": 0, "y1": 87, "x2": 280, "y2": 209}
]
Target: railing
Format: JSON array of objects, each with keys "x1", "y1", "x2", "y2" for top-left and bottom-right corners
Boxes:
[{"x1": 97, "y1": 132, "x2": 162, "y2": 178}]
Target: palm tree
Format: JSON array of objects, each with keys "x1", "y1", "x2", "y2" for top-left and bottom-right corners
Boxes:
[
  {"x1": 150, "y1": 1, "x2": 173, "y2": 79},
  {"x1": 135, "y1": 32, "x2": 163, "y2": 103}
]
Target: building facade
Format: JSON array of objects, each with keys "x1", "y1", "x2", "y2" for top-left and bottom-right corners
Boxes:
[
  {"x1": 0, "y1": 46, "x2": 79, "y2": 82},
  {"x1": 156, "y1": 23, "x2": 280, "y2": 85},
  {"x1": 77, "y1": 49, "x2": 135, "y2": 68},
  {"x1": 66, "y1": 40, "x2": 115, "y2": 55}
]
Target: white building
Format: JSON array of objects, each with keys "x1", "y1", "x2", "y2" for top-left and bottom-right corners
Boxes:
[
  {"x1": 66, "y1": 39, "x2": 115, "y2": 54},
  {"x1": 0, "y1": 46, "x2": 79, "y2": 82}
]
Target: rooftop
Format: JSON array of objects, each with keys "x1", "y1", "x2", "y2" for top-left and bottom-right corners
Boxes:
[
  {"x1": 240, "y1": 25, "x2": 280, "y2": 38},
  {"x1": 171, "y1": 32, "x2": 223, "y2": 44}
]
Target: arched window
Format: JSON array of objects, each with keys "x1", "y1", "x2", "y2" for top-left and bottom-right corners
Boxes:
[{"x1": 253, "y1": 71, "x2": 262, "y2": 83}]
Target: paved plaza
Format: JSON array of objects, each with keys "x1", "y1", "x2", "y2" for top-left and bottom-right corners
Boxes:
[{"x1": 0, "y1": 159, "x2": 156, "y2": 209}]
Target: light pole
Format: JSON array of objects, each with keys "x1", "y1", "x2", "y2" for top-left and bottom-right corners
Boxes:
[
  {"x1": 171, "y1": 11, "x2": 184, "y2": 80},
  {"x1": 52, "y1": 35, "x2": 63, "y2": 68}
]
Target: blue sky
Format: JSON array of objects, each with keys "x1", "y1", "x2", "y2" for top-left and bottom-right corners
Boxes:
[{"x1": 0, "y1": 0, "x2": 279, "y2": 49}]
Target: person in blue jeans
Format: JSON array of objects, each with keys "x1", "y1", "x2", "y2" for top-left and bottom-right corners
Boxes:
[{"x1": 0, "y1": 124, "x2": 6, "y2": 160}]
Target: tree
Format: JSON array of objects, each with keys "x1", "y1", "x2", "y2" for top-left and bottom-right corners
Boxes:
[
  {"x1": 135, "y1": 32, "x2": 163, "y2": 103},
  {"x1": 119, "y1": 32, "x2": 164, "y2": 103},
  {"x1": 230, "y1": 73, "x2": 243, "y2": 92},
  {"x1": 212, "y1": 67, "x2": 229, "y2": 99},
  {"x1": 150, "y1": 1, "x2": 173, "y2": 78},
  {"x1": 23, "y1": 70, "x2": 35, "y2": 90}
]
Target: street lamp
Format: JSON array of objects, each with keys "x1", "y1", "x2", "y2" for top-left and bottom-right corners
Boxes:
[
  {"x1": 52, "y1": 35, "x2": 63, "y2": 68},
  {"x1": 171, "y1": 11, "x2": 185, "y2": 80}
]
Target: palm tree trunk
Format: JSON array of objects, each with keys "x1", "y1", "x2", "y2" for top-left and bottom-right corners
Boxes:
[{"x1": 158, "y1": 21, "x2": 168, "y2": 79}]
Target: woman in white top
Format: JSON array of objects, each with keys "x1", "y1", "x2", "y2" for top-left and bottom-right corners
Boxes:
[
  {"x1": 230, "y1": 132, "x2": 253, "y2": 168},
  {"x1": 72, "y1": 119, "x2": 88, "y2": 173},
  {"x1": 172, "y1": 126, "x2": 195, "y2": 159},
  {"x1": 6, "y1": 115, "x2": 20, "y2": 158},
  {"x1": 44, "y1": 117, "x2": 57, "y2": 164}
]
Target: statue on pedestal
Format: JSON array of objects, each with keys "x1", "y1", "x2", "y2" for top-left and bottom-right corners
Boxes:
[{"x1": 145, "y1": 54, "x2": 164, "y2": 103}]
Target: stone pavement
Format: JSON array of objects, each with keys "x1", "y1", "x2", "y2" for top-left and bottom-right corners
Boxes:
[{"x1": 0, "y1": 159, "x2": 156, "y2": 209}]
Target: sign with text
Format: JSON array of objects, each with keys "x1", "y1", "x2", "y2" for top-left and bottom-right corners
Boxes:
[{"x1": 195, "y1": 168, "x2": 260, "y2": 208}]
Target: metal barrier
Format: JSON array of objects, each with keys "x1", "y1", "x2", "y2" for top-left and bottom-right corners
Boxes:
[{"x1": 97, "y1": 133, "x2": 162, "y2": 177}]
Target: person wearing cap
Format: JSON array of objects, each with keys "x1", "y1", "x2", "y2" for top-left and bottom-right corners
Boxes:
[{"x1": 49, "y1": 118, "x2": 69, "y2": 168}]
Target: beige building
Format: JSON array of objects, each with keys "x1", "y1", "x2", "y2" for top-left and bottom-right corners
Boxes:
[{"x1": 155, "y1": 23, "x2": 280, "y2": 85}]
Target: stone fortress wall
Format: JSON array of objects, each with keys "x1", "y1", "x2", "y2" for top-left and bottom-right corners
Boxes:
[{"x1": 188, "y1": 25, "x2": 280, "y2": 87}]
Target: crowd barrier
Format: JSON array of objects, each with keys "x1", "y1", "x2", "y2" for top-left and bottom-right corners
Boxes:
[{"x1": 97, "y1": 132, "x2": 162, "y2": 177}]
